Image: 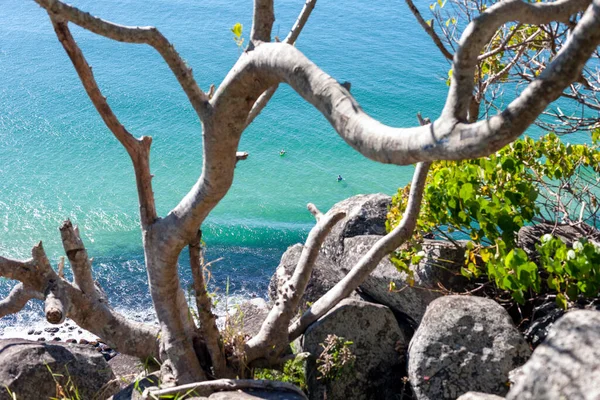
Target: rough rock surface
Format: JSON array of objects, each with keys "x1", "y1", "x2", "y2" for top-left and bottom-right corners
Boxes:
[
  {"x1": 228, "y1": 298, "x2": 271, "y2": 338},
  {"x1": 300, "y1": 298, "x2": 408, "y2": 400},
  {"x1": 320, "y1": 193, "x2": 392, "y2": 263},
  {"x1": 506, "y1": 310, "x2": 600, "y2": 400},
  {"x1": 268, "y1": 243, "x2": 340, "y2": 311},
  {"x1": 0, "y1": 338, "x2": 119, "y2": 400},
  {"x1": 108, "y1": 353, "x2": 146, "y2": 389},
  {"x1": 408, "y1": 296, "x2": 530, "y2": 400},
  {"x1": 340, "y1": 235, "x2": 467, "y2": 324},
  {"x1": 269, "y1": 194, "x2": 467, "y2": 324},
  {"x1": 208, "y1": 389, "x2": 305, "y2": 399},
  {"x1": 456, "y1": 393, "x2": 505, "y2": 400},
  {"x1": 109, "y1": 373, "x2": 161, "y2": 400}
]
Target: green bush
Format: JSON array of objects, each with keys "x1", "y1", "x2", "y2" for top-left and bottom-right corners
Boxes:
[{"x1": 387, "y1": 133, "x2": 600, "y2": 308}]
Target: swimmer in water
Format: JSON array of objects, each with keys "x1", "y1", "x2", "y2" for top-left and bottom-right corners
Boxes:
[
  {"x1": 337, "y1": 174, "x2": 343, "y2": 182},
  {"x1": 280, "y1": 149, "x2": 286, "y2": 156}
]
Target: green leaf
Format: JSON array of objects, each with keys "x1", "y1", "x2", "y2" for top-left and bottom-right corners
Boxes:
[
  {"x1": 231, "y1": 23, "x2": 243, "y2": 38},
  {"x1": 556, "y1": 293, "x2": 568, "y2": 310},
  {"x1": 459, "y1": 183, "x2": 474, "y2": 201}
]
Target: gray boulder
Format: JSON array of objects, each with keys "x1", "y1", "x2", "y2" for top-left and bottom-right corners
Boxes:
[
  {"x1": 320, "y1": 193, "x2": 392, "y2": 263},
  {"x1": 506, "y1": 310, "x2": 600, "y2": 400},
  {"x1": 228, "y1": 298, "x2": 271, "y2": 338},
  {"x1": 340, "y1": 236, "x2": 466, "y2": 324},
  {"x1": 268, "y1": 244, "x2": 340, "y2": 311},
  {"x1": 0, "y1": 338, "x2": 119, "y2": 400},
  {"x1": 456, "y1": 393, "x2": 505, "y2": 400},
  {"x1": 408, "y1": 296, "x2": 530, "y2": 400},
  {"x1": 209, "y1": 389, "x2": 305, "y2": 399},
  {"x1": 300, "y1": 298, "x2": 408, "y2": 400}
]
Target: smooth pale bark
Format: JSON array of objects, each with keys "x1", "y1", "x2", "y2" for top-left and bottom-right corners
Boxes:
[{"x1": 143, "y1": 379, "x2": 308, "y2": 399}]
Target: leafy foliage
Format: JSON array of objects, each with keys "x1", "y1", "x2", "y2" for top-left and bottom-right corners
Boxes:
[
  {"x1": 316, "y1": 334, "x2": 356, "y2": 382},
  {"x1": 254, "y1": 354, "x2": 308, "y2": 392},
  {"x1": 387, "y1": 133, "x2": 600, "y2": 308}
]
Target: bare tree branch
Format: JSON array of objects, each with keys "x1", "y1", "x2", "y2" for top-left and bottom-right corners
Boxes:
[
  {"x1": 245, "y1": 0, "x2": 317, "y2": 126},
  {"x1": 245, "y1": 204, "x2": 346, "y2": 364},
  {"x1": 1, "y1": 239, "x2": 159, "y2": 359},
  {"x1": 251, "y1": 0, "x2": 275, "y2": 43},
  {"x1": 288, "y1": 161, "x2": 432, "y2": 340},
  {"x1": 444, "y1": 0, "x2": 591, "y2": 121},
  {"x1": 35, "y1": 0, "x2": 210, "y2": 121},
  {"x1": 49, "y1": 16, "x2": 158, "y2": 227},
  {"x1": 405, "y1": 0, "x2": 454, "y2": 60},
  {"x1": 189, "y1": 231, "x2": 229, "y2": 378},
  {"x1": 60, "y1": 220, "x2": 97, "y2": 297},
  {"x1": 0, "y1": 284, "x2": 42, "y2": 318}
]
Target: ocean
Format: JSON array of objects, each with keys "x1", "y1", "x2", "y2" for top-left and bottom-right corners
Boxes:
[{"x1": 0, "y1": 0, "x2": 452, "y2": 335}]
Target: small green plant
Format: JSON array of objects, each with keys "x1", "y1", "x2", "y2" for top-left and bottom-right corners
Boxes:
[
  {"x1": 45, "y1": 364, "x2": 81, "y2": 400},
  {"x1": 254, "y1": 353, "x2": 308, "y2": 392},
  {"x1": 231, "y1": 23, "x2": 244, "y2": 48},
  {"x1": 316, "y1": 334, "x2": 356, "y2": 382},
  {"x1": 4, "y1": 386, "x2": 17, "y2": 400}
]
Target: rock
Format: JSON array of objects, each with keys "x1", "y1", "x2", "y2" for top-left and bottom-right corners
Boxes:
[
  {"x1": 300, "y1": 298, "x2": 408, "y2": 400},
  {"x1": 408, "y1": 296, "x2": 530, "y2": 400},
  {"x1": 340, "y1": 236, "x2": 467, "y2": 324},
  {"x1": 33, "y1": 330, "x2": 42, "y2": 335},
  {"x1": 108, "y1": 354, "x2": 146, "y2": 389},
  {"x1": 0, "y1": 338, "x2": 119, "y2": 400},
  {"x1": 457, "y1": 393, "x2": 505, "y2": 400},
  {"x1": 269, "y1": 193, "x2": 467, "y2": 325},
  {"x1": 321, "y1": 194, "x2": 392, "y2": 263},
  {"x1": 44, "y1": 327, "x2": 59, "y2": 333},
  {"x1": 36, "y1": 337, "x2": 45, "y2": 342},
  {"x1": 268, "y1": 244, "x2": 341, "y2": 311},
  {"x1": 27, "y1": 329, "x2": 34, "y2": 335},
  {"x1": 52, "y1": 337, "x2": 62, "y2": 342},
  {"x1": 228, "y1": 298, "x2": 270, "y2": 338},
  {"x1": 208, "y1": 390, "x2": 305, "y2": 399},
  {"x1": 109, "y1": 373, "x2": 161, "y2": 400},
  {"x1": 517, "y1": 223, "x2": 600, "y2": 260},
  {"x1": 79, "y1": 338, "x2": 89, "y2": 345},
  {"x1": 506, "y1": 310, "x2": 600, "y2": 400},
  {"x1": 523, "y1": 301, "x2": 565, "y2": 348}
]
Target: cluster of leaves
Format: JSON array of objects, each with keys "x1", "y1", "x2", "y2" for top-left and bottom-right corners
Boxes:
[
  {"x1": 254, "y1": 354, "x2": 308, "y2": 392},
  {"x1": 316, "y1": 334, "x2": 356, "y2": 382},
  {"x1": 231, "y1": 23, "x2": 244, "y2": 48},
  {"x1": 387, "y1": 133, "x2": 600, "y2": 308}
]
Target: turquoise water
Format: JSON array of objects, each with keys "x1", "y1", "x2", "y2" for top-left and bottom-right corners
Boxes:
[{"x1": 0, "y1": 0, "x2": 452, "y2": 327}]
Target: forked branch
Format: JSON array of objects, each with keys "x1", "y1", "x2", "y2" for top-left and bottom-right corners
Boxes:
[
  {"x1": 289, "y1": 161, "x2": 432, "y2": 340},
  {"x1": 49, "y1": 16, "x2": 158, "y2": 227},
  {"x1": 245, "y1": 204, "x2": 346, "y2": 364},
  {"x1": 36, "y1": 0, "x2": 210, "y2": 120}
]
